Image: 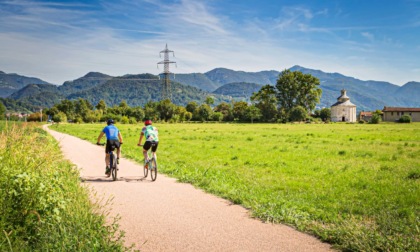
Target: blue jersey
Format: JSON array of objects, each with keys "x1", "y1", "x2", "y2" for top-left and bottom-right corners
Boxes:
[{"x1": 102, "y1": 125, "x2": 119, "y2": 140}]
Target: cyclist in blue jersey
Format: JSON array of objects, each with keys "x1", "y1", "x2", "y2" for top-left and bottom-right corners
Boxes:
[
  {"x1": 97, "y1": 119, "x2": 123, "y2": 176},
  {"x1": 137, "y1": 119, "x2": 159, "y2": 168}
]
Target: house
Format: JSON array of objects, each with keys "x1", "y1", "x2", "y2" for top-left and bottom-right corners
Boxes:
[
  {"x1": 359, "y1": 111, "x2": 373, "y2": 122},
  {"x1": 331, "y1": 89, "x2": 357, "y2": 122},
  {"x1": 382, "y1": 107, "x2": 420, "y2": 122}
]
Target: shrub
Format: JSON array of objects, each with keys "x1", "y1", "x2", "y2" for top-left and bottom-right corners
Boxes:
[
  {"x1": 289, "y1": 106, "x2": 307, "y2": 122},
  {"x1": 399, "y1": 115, "x2": 411, "y2": 123},
  {"x1": 369, "y1": 114, "x2": 381, "y2": 124},
  {"x1": 129, "y1": 117, "x2": 137, "y2": 124},
  {"x1": 120, "y1": 116, "x2": 129, "y2": 124}
]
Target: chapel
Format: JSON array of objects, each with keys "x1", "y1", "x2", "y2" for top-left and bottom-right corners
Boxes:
[{"x1": 331, "y1": 89, "x2": 356, "y2": 122}]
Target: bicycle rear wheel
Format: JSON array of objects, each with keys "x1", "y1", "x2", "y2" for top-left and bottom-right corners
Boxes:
[
  {"x1": 150, "y1": 158, "x2": 157, "y2": 181},
  {"x1": 111, "y1": 153, "x2": 117, "y2": 181}
]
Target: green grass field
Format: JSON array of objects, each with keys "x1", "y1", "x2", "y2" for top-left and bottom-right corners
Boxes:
[{"x1": 51, "y1": 122, "x2": 420, "y2": 251}]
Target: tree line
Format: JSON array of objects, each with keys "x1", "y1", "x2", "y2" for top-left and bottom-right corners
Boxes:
[{"x1": 1, "y1": 70, "x2": 332, "y2": 123}]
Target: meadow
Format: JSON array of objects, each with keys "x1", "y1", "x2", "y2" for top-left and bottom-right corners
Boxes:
[
  {"x1": 0, "y1": 122, "x2": 132, "y2": 251},
  {"x1": 51, "y1": 122, "x2": 420, "y2": 251}
]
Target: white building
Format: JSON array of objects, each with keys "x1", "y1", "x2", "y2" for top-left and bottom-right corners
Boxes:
[{"x1": 331, "y1": 89, "x2": 356, "y2": 122}]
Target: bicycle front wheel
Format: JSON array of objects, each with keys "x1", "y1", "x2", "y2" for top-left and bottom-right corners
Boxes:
[
  {"x1": 150, "y1": 158, "x2": 157, "y2": 181},
  {"x1": 143, "y1": 161, "x2": 148, "y2": 178}
]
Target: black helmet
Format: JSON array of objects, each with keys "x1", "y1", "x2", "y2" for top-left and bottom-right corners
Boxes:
[{"x1": 107, "y1": 119, "x2": 114, "y2": 125}]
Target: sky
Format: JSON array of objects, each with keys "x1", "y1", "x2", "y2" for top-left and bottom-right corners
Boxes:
[{"x1": 0, "y1": 0, "x2": 419, "y2": 86}]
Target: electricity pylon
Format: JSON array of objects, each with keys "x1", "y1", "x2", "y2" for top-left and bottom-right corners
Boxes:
[{"x1": 157, "y1": 44, "x2": 176, "y2": 100}]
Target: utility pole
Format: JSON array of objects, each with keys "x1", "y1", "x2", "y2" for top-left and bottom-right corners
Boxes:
[{"x1": 157, "y1": 44, "x2": 176, "y2": 100}]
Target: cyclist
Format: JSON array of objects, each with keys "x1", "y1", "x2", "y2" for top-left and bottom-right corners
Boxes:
[
  {"x1": 137, "y1": 119, "x2": 159, "y2": 168},
  {"x1": 97, "y1": 119, "x2": 123, "y2": 177}
]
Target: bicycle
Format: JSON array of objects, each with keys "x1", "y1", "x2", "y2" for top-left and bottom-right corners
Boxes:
[
  {"x1": 98, "y1": 142, "x2": 121, "y2": 181},
  {"x1": 140, "y1": 143, "x2": 158, "y2": 181}
]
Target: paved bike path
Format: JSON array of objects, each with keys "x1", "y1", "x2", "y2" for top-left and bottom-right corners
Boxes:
[{"x1": 45, "y1": 125, "x2": 333, "y2": 252}]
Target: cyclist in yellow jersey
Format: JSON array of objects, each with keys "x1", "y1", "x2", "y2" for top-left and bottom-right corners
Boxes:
[{"x1": 137, "y1": 119, "x2": 159, "y2": 167}]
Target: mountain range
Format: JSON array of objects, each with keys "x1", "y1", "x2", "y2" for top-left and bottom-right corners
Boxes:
[{"x1": 1, "y1": 66, "x2": 419, "y2": 113}]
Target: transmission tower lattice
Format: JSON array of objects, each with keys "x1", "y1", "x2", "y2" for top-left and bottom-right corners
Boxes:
[{"x1": 157, "y1": 44, "x2": 176, "y2": 100}]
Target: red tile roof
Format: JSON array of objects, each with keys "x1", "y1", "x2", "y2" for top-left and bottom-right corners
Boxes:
[
  {"x1": 359, "y1": 111, "x2": 373, "y2": 116},
  {"x1": 382, "y1": 107, "x2": 420, "y2": 112}
]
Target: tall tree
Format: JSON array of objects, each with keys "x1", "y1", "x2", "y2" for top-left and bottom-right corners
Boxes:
[
  {"x1": 118, "y1": 100, "x2": 129, "y2": 116},
  {"x1": 232, "y1": 101, "x2": 249, "y2": 121},
  {"x1": 197, "y1": 104, "x2": 213, "y2": 121},
  {"x1": 245, "y1": 105, "x2": 262, "y2": 123},
  {"x1": 144, "y1": 101, "x2": 159, "y2": 121},
  {"x1": 320, "y1": 108, "x2": 331, "y2": 122},
  {"x1": 96, "y1": 99, "x2": 107, "y2": 111},
  {"x1": 55, "y1": 99, "x2": 76, "y2": 120},
  {"x1": 129, "y1": 106, "x2": 145, "y2": 121},
  {"x1": 75, "y1": 98, "x2": 93, "y2": 120},
  {"x1": 157, "y1": 99, "x2": 175, "y2": 121},
  {"x1": 251, "y1": 85, "x2": 278, "y2": 122},
  {"x1": 214, "y1": 102, "x2": 233, "y2": 121},
  {"x1": 186, "y1": 101, "x2": 198, "y2": 113},
  {"x1": 275, "y1": 70, "x2": 322, "y2": 120},
  {"x1": 205, "y1": 96, "x2": 215, "y2": 106}
]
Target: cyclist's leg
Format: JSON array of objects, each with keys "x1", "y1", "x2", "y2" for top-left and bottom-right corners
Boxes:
[
  {"x1": 105, "y1": 141, "x2": 111, "y2": 172},
  {"x1": 143, "y1": 141, "x2": 152, "y2": 161},
  {"x1": 105, "y1": 153, "x2": 110, "y2": 167},
  {"x1": 151, "y1": 142, "x2": 159, "y2": 160},
  {"x1": 115, "y1": 140, "x2": 121, "y2": 159}
]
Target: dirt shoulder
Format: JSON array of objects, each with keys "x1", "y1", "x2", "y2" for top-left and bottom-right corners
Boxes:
[{"x1": 45, "y1": 125, "x2": 333, "y2": 251}]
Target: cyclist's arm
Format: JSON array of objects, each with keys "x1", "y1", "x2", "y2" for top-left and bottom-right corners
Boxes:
[
  {"x1": 97, "y1": 132, "x2": 105, "y2": 144},
  {"x1": 118, "y1": 132, "x2": 123, "y2": 143},
  {"x1": 137, "y1": 132, "x2": 144, "y2": 146}
]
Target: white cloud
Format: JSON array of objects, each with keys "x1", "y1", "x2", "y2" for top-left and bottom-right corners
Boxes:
[{"x1": 361, "y1": 32, "x2": 375, "y2": 42}]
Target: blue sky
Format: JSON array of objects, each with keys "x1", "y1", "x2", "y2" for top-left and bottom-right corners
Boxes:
[{"x1": 0, "y1": 0, "x2": 419, "y2": 86}]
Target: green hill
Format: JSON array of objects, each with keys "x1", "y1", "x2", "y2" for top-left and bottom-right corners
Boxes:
[
  {"x1": 185, "y1": 66, "x2": 418, "y2": 111},
  {"x1": 2, "y1": 67, "x2": 419, "y2": 112},
  {"x1": 212, "y1": 82, "x2": 263, "y2": 100},
  {"x1": 68, "y1": 75, "x2": 229, "y2": 107},
  {"x1": 205, "y1": 68, "x2": 278, "y2": 88},
  {"x1": 58, "y1": 72, "x2": 113, "y2": 95},
  {"x1": 0, "y1": 71, "x2": 51, "y2": 98},
  {"x1": 169, "y1": 73, "x2": 219, "y2": 91}
]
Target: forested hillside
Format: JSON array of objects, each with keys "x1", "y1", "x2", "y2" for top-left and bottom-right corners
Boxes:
[
  {"x1": 0, "y1": 71, "x2": 50, "y2": 98},
  {"x1": 1, "y1": 66, "x2": 419, "y2": 113},
  {"x1": 213, "y1": 82, "x2": 263, "y2": 100},
  {"x1": 2, "y1": 72, "x2": 230, "y2": 112},
  {"x1": 68, "y1": 76, "x2": 228, "y2": 107}
]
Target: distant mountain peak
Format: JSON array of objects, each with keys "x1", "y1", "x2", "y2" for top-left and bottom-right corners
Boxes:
[
  {"x1": 0, "y1": 71, "x2": 5, "y2": 74},
  {"x1": 83, "y1": 72, "x2": 111, "y2": 78}
]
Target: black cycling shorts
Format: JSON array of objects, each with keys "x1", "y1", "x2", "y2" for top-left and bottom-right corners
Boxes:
[
  {"x1": 106, "y1": 140, "x2": 120, "y2": 153},
  {"x1": 143, "y1": 141, "x2": 158, "y2": 152}
]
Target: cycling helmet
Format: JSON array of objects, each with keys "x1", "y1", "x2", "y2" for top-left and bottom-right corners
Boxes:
[
  {"x1": 144, "y1": 119, "x2": 152, "y2": 126},
  {"x1": 107, "y1": 119, "x2": 114, "y2": 125}
]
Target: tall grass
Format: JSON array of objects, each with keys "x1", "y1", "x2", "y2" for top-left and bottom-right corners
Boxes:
[
  {"x1": 51, "y1": 122, "x2": 420, "y2": 251},
  {"x1": 0, "y1": 122, "x2": 131, "y2": 251}
]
